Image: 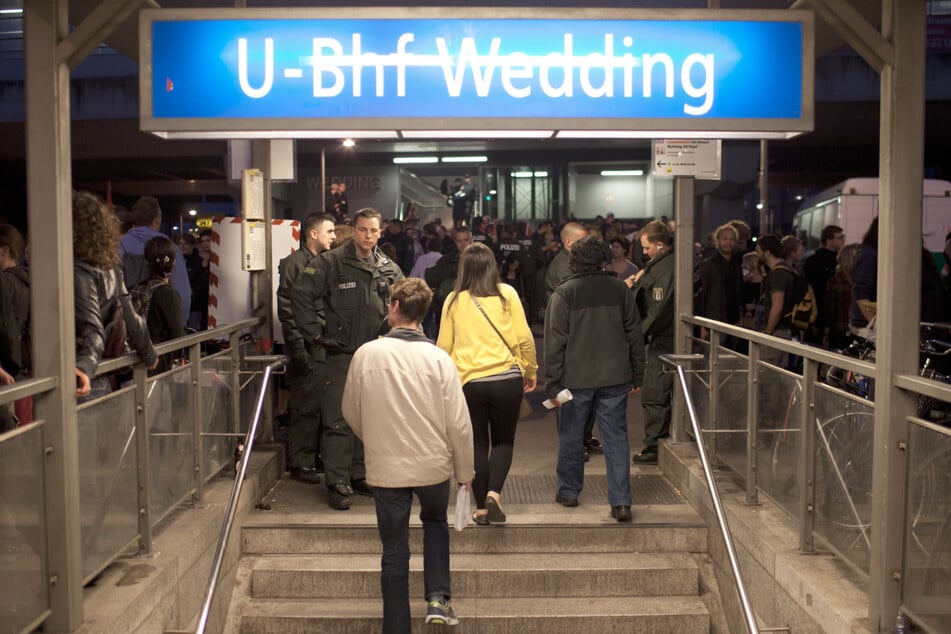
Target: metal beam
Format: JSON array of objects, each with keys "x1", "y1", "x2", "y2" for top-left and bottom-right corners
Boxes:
[
  {"x1": 868, "y1": 1, "x2": 925, "y2": 630},
  {"x1": 672, "y1": 176, "x2": 695, "y2": 443},
  {"x1": 74, "y1": 179, "x2": 237, "y2": 197},
  {"x1": 58, "y1": 0, "x2": 148, "y2": 70},
  {"x1": 25, "y1": 1, "x2": 83, "y2": 630},
  {"x1": 795, "y1": 0, "x2": 893, "y2": 72}
]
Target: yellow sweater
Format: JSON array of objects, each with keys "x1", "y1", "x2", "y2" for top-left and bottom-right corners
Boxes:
[{"x1": 436, "y1": 285, "x2": 538, "y2": 386}]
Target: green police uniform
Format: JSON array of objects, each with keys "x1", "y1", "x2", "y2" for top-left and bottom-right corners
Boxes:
[
  {"x1": 277, "y1": 246, "x2": 326, "y2": 472},
  {"x1": 291, "y1": 241, "x2": 403, "y2": 490},
  {"x1": 633, "y1": 248, "x2": 675, "y2": 452}
]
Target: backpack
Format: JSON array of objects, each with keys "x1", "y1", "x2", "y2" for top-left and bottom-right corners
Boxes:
[
  {"x1": 776, "y1": 263, "x2": 818, "y2": 331},
  {"x1": 102, "y1": 296, "x2": 128, "y2": 359},
  {"x1": 122, "y1": 250, "x2": 149, "y2": 289},
  {"x1": 130, "y1": 278, "x2": 166, "y2": 321}
]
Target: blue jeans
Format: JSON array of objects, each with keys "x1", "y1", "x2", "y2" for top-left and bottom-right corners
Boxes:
[
  {"x1": 374, "y1": 480, "x2": 452, "y2": 634},
  {"x1": 557, "y1": 383, "x2": 632, "y2": 507}
]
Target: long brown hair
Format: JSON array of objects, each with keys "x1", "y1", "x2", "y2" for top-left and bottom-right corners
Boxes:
[
  {"x1": 73, "y1": 191, "x2": 120, "y2": 269},
  {"x1": 446, "y1": 242, "x2": 506, "y2": 314}
]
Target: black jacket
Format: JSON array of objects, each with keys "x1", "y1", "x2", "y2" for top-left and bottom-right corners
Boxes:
[
  {"x1": 543, "y1": 271, "x2": 645, "y2": 398},
  {"x1": 697, "y1": 252, "x2": 742, "y2": 324},
  {"x1": 292, "y1": 242, "x2": 403, "y2": 354},
  {"x1": 633, "y1": 248, "x2": 676, "y2": 339},
  {"x1": 74, "y1": 262, "x2": 156, "y2": 379}
]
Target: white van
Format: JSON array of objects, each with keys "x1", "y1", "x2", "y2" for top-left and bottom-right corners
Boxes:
[{"x1": 791, "y1": 178, "x2": 951, "y2": 254}]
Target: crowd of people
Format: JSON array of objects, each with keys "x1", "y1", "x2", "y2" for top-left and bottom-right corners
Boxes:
[{"x1": 7, "y1": 186, "x2": 948, "y2": 630}]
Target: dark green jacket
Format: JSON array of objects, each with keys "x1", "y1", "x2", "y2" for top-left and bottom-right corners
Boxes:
[
  {"x1": 277, "y1": 247, "x2": 320, "y2": 349},
  {"x1": 544, "y1": 249, "x2": 570, "y2": 305},
  {"x1": 633, "y1": 248, "x2": 675, "y2": 339},
  {"x1": 292, "y1": 241, "x2": 403, "y2": 354}
]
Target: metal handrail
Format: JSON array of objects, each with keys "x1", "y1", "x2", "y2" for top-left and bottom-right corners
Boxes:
[
  {"x1": 661, "y1": 353, "x2": 764, "y2": 634},
  {"x1": 183, "y1": 354, "x2": 287, "y2": 634}
]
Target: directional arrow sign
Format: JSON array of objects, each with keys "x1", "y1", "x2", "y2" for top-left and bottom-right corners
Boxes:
[{"x1": 652, "y1": 140, "x2": 722, "y2": 180}]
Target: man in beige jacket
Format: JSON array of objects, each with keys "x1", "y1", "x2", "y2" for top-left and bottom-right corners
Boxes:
[{"x1": 343, "y1": 278, "x2": 474, "y2": 631}]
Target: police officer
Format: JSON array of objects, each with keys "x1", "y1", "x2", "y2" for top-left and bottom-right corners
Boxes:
[
  {"x1": 292, "y1": 208, "x2": 404, "y2": 510},
  {"x1": 277, "y1": 212, "x2": 336, "y2": 484},
  {"x1": 628, "y1": 220, "x2": 675, "y2": 465}
]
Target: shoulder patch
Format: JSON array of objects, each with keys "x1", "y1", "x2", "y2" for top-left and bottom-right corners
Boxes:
[{"x1": 652, "y1": 287, "x2": 665, "y2": 302}]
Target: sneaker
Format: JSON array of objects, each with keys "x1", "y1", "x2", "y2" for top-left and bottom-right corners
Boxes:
[
  {"x1": 584, "y1": 437, "x2": 604, "y2": 454},
  {"x1": 425, "y1": 599, "x2": 459, "y2": 626},
  {"x1": 555, "y1": 494, "x2": 579, "y2": 508},
  {"x1": 633, "y1": 449, "x2": 658, "y2": 465}
]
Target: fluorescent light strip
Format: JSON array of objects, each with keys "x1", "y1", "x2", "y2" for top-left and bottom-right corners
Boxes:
[
  {"x1": 441, "y1": 156, "x2": 488, "y2": 163},
  {"x1": 601, "y1": 170, "x2": 644, "y2": 176},
  {"x1": 393, "y1": 156, "x2": 439, "y2": 164},
  {"x1": 0, "y1": 9, "x2": 23, "y2": 15},
  {"x1": 512, "y1": 171, "x2": 548, "y2": 178}
]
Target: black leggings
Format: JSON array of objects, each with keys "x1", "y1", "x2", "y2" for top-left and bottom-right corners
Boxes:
[{"x1": 462, "y1": 376, "x2": 523, "y2": 509}]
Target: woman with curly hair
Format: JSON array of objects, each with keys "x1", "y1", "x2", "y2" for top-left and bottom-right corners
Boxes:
[{"x1": 73, "y1": 191, "x2": 156, "y2": 400}]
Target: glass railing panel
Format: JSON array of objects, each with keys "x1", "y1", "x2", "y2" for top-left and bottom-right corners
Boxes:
[
  {"x1": 77, "y1": 388, "x2": 139, "y2": 581},
  {"x1": 813, "y1": 383, "x2": 874, "y2": 573},
  {"x1": 689, "y1": 338, "x2": 710, "y2": 441},
  {"x1": 0, "y1": 424, "x2": 48, "y2": 632},
  {"x1": 715, "y1": 347, "x2": 749, "y2": 475},
  {"x1": 238, "y1": 346, "x2": 263, "y2": 438},
  {"x1": 200, "y1": 352, "x2": 237, "y2": 479},
  {"x1": 902, "y1": 421, "x2": 951, "y2": 632},
  {"x1": 148, "y1": 366, "x2": 196, "y2": 523},
  {"x1": 756, "y1": 362, "x2": 801, "y2": 519}
]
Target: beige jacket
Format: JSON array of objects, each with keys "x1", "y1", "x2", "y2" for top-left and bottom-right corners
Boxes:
[{"x1": 342, "y1": 330, "x2": 475, "y2": 488}]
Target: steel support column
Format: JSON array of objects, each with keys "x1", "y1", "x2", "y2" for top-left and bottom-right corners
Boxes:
[
  {"x1": 868, "y1": 1, "x2": 925, "y2": 630},
  {"x1": 672, "y1": 176, "x2": 695, "y2": 443},
  {"x1": 24, "y1": 2, "x2": 82, "y2": 630},
  {"x1": 250, "y1": 140, "x2": 275, "y2": 442}
]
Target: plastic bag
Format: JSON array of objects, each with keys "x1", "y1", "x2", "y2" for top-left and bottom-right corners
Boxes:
[{"x1": 454, "y1": 485, "x2": 470, "y2": 532}]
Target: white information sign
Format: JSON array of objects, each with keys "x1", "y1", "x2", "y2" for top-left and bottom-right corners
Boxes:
[
  {"x1": 652, "y1": 139, "x2": 722, "y2": 180},
  {"x1": 242, "y1": 168, "x2": 265, "y2": 220},
  {"x1": 241, "y1": 221, "x2": 268, "y2": 271}
]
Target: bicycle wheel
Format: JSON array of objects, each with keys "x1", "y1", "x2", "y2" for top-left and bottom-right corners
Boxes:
[{"x1": 815, "y1": 410, "x2": 874, "y2": 570}]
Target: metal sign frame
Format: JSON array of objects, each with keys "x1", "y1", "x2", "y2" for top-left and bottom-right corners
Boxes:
[{"x1": 139, "y1": 7, "x2": 814, "y2": 139}]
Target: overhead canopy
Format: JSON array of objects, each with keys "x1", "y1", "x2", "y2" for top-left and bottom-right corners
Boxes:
[{"x1": 139, "y1": 8, "x2": 814, "y2": 140}]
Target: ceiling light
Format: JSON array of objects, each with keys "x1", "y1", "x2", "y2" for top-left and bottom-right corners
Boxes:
[
  {"x1": 342, "y1": 139, "x2": 355, "y2": 148},
  {"x1": 393, "y1": 157, "x2": 439, "y2": 164},
  {"x1": 441, "y1": 156, "x2": 488, "y2": 163},
  {"x1": 512, "y1": 171, "x2": 548, "y2": 178},
  {"x1": 601, "y1": 170, "x2": 644, "y2": 176},
  {"x1": 188, "y1": 209, "x2": 198, "y2": 216}
]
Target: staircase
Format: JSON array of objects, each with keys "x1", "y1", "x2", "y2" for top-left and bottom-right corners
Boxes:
[{"x1": 224, "y1": 474, "x2": 711, "y2": 633}]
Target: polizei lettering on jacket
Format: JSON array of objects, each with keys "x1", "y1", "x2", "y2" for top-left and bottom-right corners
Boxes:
[{"x1": 236, "y1": 33, "x2": 715, "y2": 116}]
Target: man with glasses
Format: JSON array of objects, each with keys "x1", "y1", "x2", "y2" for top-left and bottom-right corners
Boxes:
[{"x1": 293, "y1": 208, "x2": 403, "y2": 510}]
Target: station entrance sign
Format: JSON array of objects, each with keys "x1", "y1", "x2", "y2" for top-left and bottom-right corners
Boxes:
[
  {"x1": 140, "y1": 8, "x2": 814, "y2": 139},
  {"x1": 652, "y1": 139, "x2": 722, "y2": 180}
]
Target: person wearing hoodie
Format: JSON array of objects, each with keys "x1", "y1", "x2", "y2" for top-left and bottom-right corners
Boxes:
[{"x1": 119, "y1": 196, "x2": 191, "y2": 323}]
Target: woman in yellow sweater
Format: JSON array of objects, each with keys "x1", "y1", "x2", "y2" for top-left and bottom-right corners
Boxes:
[{"x1": 437, "y1": 243, "x2": 537, "y2": 525}]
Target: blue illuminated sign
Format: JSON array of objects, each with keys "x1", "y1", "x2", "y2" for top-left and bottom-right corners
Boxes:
[{"x1": 141, "y1": 10, "x2": 812, "y2": 135}]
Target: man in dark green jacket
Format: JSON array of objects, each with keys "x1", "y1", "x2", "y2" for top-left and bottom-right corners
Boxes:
[
  {"x1": 277, "y1": 212, "x2": 335, "y2": 484},
  {"x1": 630, "y1": 220, "x2": 676, "y2": 465},
  {"x1": 292, "y1": 208, "x2": 403, "y2": 510}
]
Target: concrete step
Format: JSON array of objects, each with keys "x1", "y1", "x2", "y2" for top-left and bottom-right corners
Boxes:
[
  {"x1": 248, "y1": 552, "x2": 699, "y2": 599},
  {"x1": 242, "y1": 522, "x2": 707, "y2": 556},
  {"x1": 238, "y1": 596, "x2": 710, "y2": 634}
]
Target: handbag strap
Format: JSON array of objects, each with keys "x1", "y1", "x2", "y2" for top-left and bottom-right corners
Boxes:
[{"x1": 471, "y1": 296, "x2": 516, "y2": 356}]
